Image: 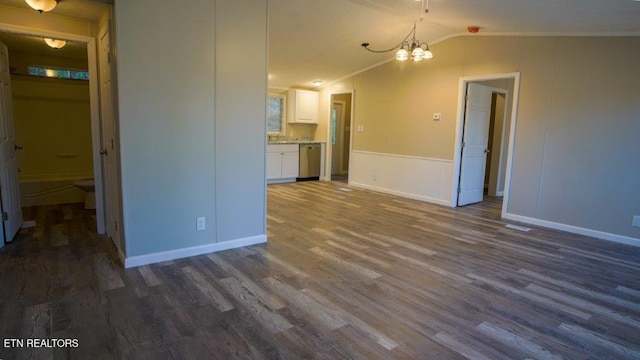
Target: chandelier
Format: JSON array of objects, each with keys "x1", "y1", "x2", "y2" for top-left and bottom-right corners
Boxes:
[
  {"x1": 361, "y1": 0, "x2": 433, "y2": 62},
  {"x1": 361, "y1": 23, "x2": 433, "y2": 62}
]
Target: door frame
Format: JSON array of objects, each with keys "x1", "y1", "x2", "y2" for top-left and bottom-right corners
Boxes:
[
  {"x1": 0, "y1": 23, "x2": 106, "y2": 234},
  {"x1": 330, "y1": 99, "x2": 346, "y2": 175},
  {"x1": 450, "y1": 72, "x2": 520, "y2": 218},
  {"x1": 326, "y1": 90, "x2": 355, "y2": 182},
  {"x1": 486, "y1": 90, "x2": 509, "y2": 197}
]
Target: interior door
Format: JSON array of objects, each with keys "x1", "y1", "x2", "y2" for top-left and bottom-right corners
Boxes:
[
  {"x1": 458, "y1": 83, "x2": 492, "y2": 206},
  {"x1": 0, "y1": 41, "x2": 23, "y2": 245},
  {"x1": 98, "y1": 26, "x2": 122, "y2": 250}
]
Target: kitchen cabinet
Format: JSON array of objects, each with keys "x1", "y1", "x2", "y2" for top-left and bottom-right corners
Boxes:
[
  {"x1": 287, "y1": 89, "x2": 319, "y2": 124},
  {"x1": 267, "y1": 144, "x2": 299, "y2": 183}
]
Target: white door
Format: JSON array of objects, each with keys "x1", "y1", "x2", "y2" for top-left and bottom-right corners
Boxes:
[
  {"x1": 458, "y1": 83, "x2": 492, "y2": 206},
  {"x1": 98, "y1": 26, "x2": 122, "y2": 249},
  {"x1": 0, "y1": 41, "x2": 23, "y2": 245}
]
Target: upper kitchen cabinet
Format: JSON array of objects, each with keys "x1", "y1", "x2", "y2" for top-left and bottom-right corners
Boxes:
[{"x1": 287, "y1": 89, "x2": 319, "y2": 124}]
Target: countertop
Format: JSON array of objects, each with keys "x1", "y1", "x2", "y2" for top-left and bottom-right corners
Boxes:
[{"x1": 267, "y1": 140, "x2": 325, "y2": 145}]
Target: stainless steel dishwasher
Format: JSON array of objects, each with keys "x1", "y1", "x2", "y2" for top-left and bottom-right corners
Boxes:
[{"x1": 297, "y1": 143, "x2": 321, "y2": 180}]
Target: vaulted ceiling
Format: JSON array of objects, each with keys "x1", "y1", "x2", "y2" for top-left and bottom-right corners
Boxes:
[{"x1": 1, "y1": 0, "x2": 639, "y2": 89}]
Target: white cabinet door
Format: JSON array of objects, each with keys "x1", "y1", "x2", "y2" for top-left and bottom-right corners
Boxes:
[
  {"x1": 267, "y1": 151, "x2": 282, "y2": 180},
  {"x1": 281, "y1": 151, "x2": 299, "y2": 179},
  {"x1": 296, "y1": 90, "x2": 318, "y2": 123},
  {"x1": 288, "y1": 89, "x2": 318, "y2": 124}
]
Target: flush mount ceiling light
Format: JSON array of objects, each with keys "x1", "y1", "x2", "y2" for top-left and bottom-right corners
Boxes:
[
  {"x1": 311, "y1": 80, "x2": 324, "y2": 86},
  {"x1": 361, "y1": 0, "x2": 433, "y2": 62},
  {"x1": 44, "y1": 38, "x2": 66, "y2": 49},
  {"x1": 25, "y1": 0, "x2": 58, "y2": 13}
]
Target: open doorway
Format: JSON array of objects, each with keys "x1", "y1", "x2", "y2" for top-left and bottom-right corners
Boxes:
[
  {"x1": 0, "y1": 25, "x2": 109, "y2": 239},
  {"x1": 451, "y1": 73, "x2": 520, "y2": 216},
  {"x1": 328, "y1": 91, "x2": 353, "y2": 183}
]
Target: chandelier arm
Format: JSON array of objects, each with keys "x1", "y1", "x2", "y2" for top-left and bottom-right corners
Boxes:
[{"x1": 361, "y1": 25, "x2": 416, "y2": 54}]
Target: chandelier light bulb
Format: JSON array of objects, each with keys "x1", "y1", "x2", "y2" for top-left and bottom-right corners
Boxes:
[
  {"x1": 411, "y1": 46, "x2": 424, "y2": 58},
  {"x1": 395, "y1": 48, "x2": 409, "y2": 61},
  {"x1": 25, "y1": 0, "x2": 58, "y2": 13},
  {"x1": 422, "y1": 49, "x2": 433, "y2": 59}
]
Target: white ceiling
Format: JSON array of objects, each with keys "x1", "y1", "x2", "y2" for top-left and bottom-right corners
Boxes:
[
  {"x1": 270, "y1": 0, "x2": 640, "y2": 89},
  {"x1": 0, "y1": 0, "x2": 639, "y2": 88}
]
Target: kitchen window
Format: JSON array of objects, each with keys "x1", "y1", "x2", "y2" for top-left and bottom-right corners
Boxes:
[{"x1": 267, "y1": 94, "x2": 286, "y2": 134}]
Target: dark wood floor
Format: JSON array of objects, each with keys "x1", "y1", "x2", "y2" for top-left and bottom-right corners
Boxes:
[{"x1": 1, "y1": 181, "x2": 639, "y2": 359}]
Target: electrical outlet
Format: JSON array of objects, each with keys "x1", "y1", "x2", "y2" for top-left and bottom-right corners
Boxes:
[
  {"x1": 197, "y1": 217, "x2": 206, "y2": 231},
  {"x1": 633, "y1": 215, "x2": 640, "y2": 228},
  {"x1": 433, "y1": 113, "x2": 441, "y2": 121}
]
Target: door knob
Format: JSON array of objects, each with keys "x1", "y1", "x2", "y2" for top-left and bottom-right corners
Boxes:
[
  {"x1": 15, "y1": 144, "x2": 23, "y2": 150},
  {"x1": 100, "y1": 148, "x2": 108, "y2": 155}
]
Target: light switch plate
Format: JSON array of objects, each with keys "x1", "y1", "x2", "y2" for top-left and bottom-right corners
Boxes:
[{"x1": 433, "y1": 113, "x2": 441, "y2": 121}]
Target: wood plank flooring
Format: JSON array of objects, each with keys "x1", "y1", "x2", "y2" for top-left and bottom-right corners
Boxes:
[{"x1": 1, "y1": 181, "x2": 639, "y2": 359}]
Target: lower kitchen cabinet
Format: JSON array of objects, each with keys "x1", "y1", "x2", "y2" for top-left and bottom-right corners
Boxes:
[{"x1": 267, "y1": 144, "x2": 299, "y2": 183}]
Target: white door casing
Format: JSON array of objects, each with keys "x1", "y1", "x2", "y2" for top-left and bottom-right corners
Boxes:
[
  {"x1": 458, "y1": 83, "x2": 492, "y2": 206},
  {"x1": 0, "y1": 41, "x2": 23, "y2": 244},
  {"x1": 98, "y1": 25, "x2": 122, "y2": 251},
  {"x1": 331, "y1": 101, "x2": 345, "y2": 175}
]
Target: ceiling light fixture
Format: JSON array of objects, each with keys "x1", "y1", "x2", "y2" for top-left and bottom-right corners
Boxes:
[
  {"x1": 361, "y1": 0, "x2": 433, "y2": 62},
  {"x1": 311, "y1": 80, "x2": 324, "y2": 86},
  {"x1": 361, "y1": 23, "x2": 433, "y2": 62},
  {"x1": 25, "y1": 0, "x2": 58, "y2": 13},
  {"x1": 44, "y1": 38, "x2": 66, "y2": 49}
]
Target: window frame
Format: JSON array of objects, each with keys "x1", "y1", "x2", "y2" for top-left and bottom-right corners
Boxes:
[
  {"x1": 267, "y1": 93, "x2": 287, "y2": 135},
  {"x1": 27, "y1": 65, "x2": 90, "y2": 81}
]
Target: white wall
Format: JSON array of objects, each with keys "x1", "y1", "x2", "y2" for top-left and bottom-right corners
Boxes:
[{"x1": 114, "y1": 0, "x2": 267, "y2": 264}]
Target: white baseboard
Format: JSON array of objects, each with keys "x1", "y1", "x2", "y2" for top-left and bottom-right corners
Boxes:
[
  {"x1": 349, "y1": 181, "x2": 451, "y2": 207},
  {"x1": 123, "y1": 234, "x2": 267, "y2": 268},
  {"x1": 503, "y1": 213, "x2": 640, "y2": 247}
]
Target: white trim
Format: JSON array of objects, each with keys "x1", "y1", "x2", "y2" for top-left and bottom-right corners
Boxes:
[
  {"x1": 124, "y1": 235, "x2": 267, "y2": 268},
  {"x1": 327, "y1": 90, "x2": 355, "y2": 182},
  {"x1": 353, "y1": 150, "x2": 453, "y2": 163},
  {"x1": 451, "y1": 72, "x2": 521, "y2": 212},
  {"x1": 87, "y1": 38, "x2": 105, "y2": 234},
  {"x1": 349, "y1": 182, "x2": 451, "y2": 206},
  {"x1": 504, "y1": 213, "x2": 640, "y2": 248}
]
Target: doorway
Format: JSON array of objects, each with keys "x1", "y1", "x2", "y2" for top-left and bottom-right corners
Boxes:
[
  {"x1": 328, "y1": 92, "x2": 353, "y2": 183},
  {"x1": 0, "y1": 24, "x2": 109, "y2": 238},
  {"x1": 451, "y1": 73, "x2": 520, "y2": 217}
]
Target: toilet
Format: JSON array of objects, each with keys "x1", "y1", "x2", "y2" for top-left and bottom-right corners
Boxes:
[{"x1": 73, "y1": 178, "x2": 96, "y2": 209}]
